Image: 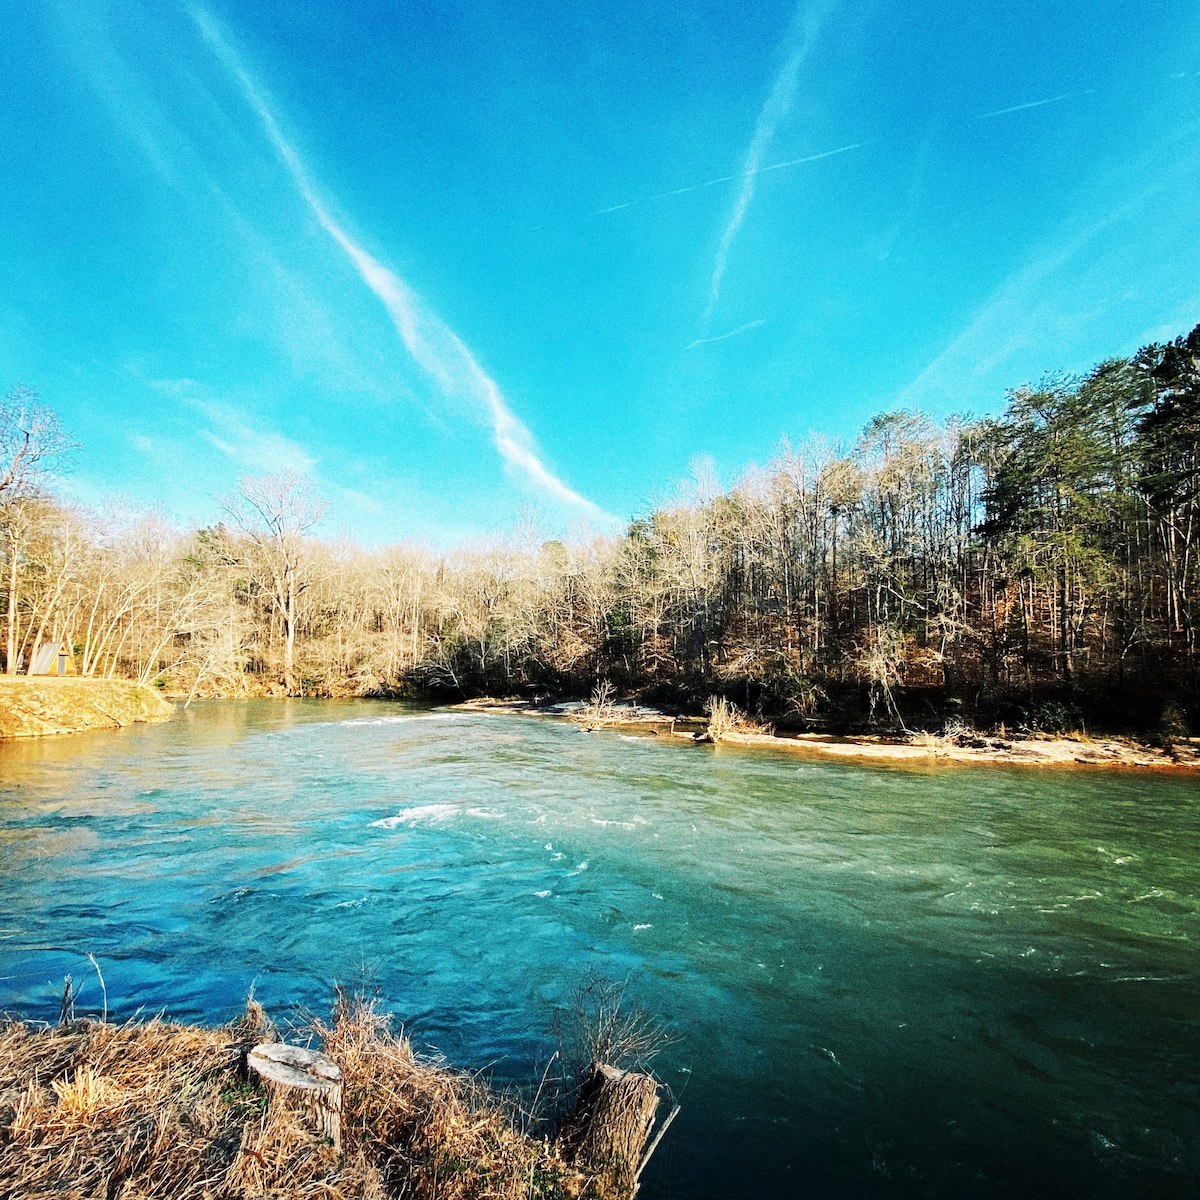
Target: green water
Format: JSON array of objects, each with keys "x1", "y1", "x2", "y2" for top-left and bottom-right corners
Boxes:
[{"x1": 1, "y1": 700, "x2": 1197, "y2": 1197}]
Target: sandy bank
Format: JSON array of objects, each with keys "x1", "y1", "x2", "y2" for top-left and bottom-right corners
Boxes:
[
  {"x1": 0, "y1": 677, "x2": 174, "y2": 738},
  {"x1": 716, "y1": 728, "x2": 1200, "y2": 770},
  {"x1": 450, "y1": 697, "x2": 1200, "y2": 771}
]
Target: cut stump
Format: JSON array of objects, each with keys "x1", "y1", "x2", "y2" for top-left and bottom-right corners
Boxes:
[
  {"x1": 247, "y1": 1042, "x2": 343, "y2": 1152},
  {"x1": 563, "y1": 1062, "x2": 661, "y2": 1196}
]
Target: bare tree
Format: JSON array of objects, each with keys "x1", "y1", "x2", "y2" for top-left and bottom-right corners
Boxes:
[
  {"x1": 1, "y1": 385, "x2": 72, "y2": 502},
  {"x1": 223, "y1": 472, "x2": 327, "y2": 695},
  {"x1": 1, "y1": 387, "x2": 73, "y2": 672}
]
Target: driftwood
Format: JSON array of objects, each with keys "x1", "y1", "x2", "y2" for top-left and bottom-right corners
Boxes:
[
  {"x1": 634, "y1": 1101, "x2": 681, "y2": 1185},
  {"x1": 562, "y1": 1062, "x2": 663, "y2": 1196},
  {"x1": 247, "y1": 1042, "x2": 343, "y2": 1152}
]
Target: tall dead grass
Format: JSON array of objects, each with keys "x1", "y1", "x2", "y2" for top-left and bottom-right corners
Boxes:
[
  {"x1": 0, "y1": 999, "x2": 593, "y2": 1200},
  {"x1": 570, "y1": 682, "x2": 621, "y2": 731},
  {"x1": 701, "y1": 696, "x2": 774, "y2": 743}
]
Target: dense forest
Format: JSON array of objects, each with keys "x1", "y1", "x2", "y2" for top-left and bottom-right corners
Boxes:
[{"x1": 2, "y1": 324, "x2": 1197, "y2": 737}]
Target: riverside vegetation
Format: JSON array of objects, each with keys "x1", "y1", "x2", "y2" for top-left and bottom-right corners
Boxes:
[
  {"x1": 0, "y1": 988, "x2": 670, "y2": 1200},
  {"x1": 2, "y1": 325, "x2": 1198, "y2": 743}
]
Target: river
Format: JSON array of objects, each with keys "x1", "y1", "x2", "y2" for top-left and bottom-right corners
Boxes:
[{"x1": 1, "y1": 699, "x2": 1196, "y2": 1197}]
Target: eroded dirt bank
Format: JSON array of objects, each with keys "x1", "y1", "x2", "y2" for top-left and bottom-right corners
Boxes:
[{"x1": 0, "y1": 678, "x2": 174, "y2": 738}]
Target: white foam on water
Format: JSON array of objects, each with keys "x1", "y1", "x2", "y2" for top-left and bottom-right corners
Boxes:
[
  {"x1": 370, "y1": 803, "x2": 460, "y2": 828},
  {"x1": 466, "y1": 808, "x2": 507, "y2": 819},
  {"x1": 592, "y1": 818, "x2": 636, "y2": 829},
  {"x1": 533, "y1": 890, "x2": 552, "y2": 898},
  {"x1": 652, "y1": 893, "x2": 664, "y2": 900},
  {"x1": 336, "y1": 896, "x2": 369, "y2": 908},
  {"x1": 551, "y1": 852, "x2": 564, "y2": 861},
  {"x1": 342, "y1": 713, "x2": 456, "y2": 727},
  {"x1": 634, "y1": 923, "x2": 652, "y2": 931}
]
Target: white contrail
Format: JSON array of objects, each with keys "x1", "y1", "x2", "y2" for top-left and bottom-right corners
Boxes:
[
  {"x1": 192, "y1": 9, "x2": 612, "y2": 524},
  {"x1": 974, "y1": 89, "x2": 1094, "y2": 120},
  {"x1": 588, "y1": 142, "x2": 860, "y2": 217},
  {"x1": 702, "y1": 0, "x2": 830, "y2": 325},
  {"x1": 758, "y1": 143, "x2": 861, "y2": 174},
  {"x1": 685, "y1": 319, "x2": 767, "y2": 350}
]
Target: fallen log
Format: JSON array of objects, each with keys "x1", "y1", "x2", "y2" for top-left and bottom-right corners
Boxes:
[{"x1": 247, "y1": 1042, "x2": 343, "y2": 1152}]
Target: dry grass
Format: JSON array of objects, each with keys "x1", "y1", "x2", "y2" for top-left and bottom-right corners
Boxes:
[
  {"x1": 701, "y1": 696, "x2": 774, "y2": 743},
  {"x1": 570, "y1": 682, "x2": 622, "y2": 731},
  {"x1": 910, "y1": 718, "x2": 1002, "y2": 752},
  {"x1": 0, "y1": 999, "x2": 597, "y2": 1200}
]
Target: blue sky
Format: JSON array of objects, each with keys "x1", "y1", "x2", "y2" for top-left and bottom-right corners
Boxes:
[{"x1": 2, "y1": 1, "x2": 1197, "y2": 544}]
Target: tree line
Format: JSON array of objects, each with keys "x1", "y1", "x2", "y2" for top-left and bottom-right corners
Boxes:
[{"x1": 2, "y1": 324, "x2": 1197, "y2": 735}]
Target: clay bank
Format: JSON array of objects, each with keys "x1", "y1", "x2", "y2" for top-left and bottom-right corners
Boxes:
[{"x1": 0, "y1": 677, "x2": 174, "y2": 738}]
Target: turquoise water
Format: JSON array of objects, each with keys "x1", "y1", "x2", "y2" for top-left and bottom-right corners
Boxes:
[{"x1": 1, "y1": 700, "x2": 1197, "y2": 1197}]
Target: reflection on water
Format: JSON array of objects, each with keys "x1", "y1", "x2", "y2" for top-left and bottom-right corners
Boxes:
[{"x1": 1, "y1": 699, "x2": 1197, "y2": 1198}]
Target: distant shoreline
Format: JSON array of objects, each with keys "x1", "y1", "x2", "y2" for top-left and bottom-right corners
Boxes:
[
  {"x1": 5, "y1": 683, "x2": 1195, "y2": 770},
  {"x1": 449, "y1": 697, "x2": 1200, "y2": 772}
]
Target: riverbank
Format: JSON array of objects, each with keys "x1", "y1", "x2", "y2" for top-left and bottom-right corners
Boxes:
[
  {"x1": 450, "y1": 697, "x2": 1200, "y2": 770},
  {"x1": 0, "y1": 677, "x2": 174, "y2": 738},
  {"x1": 9, "y1": 675, "x2": 1188, "y2": 770},
  {"x1": 0, "y1": 999, "x2": 650, "y2": 1200}
]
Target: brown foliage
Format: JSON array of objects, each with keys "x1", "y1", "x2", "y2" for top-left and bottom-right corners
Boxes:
[{"x1": 0, "y1": 1001, "x2": 598, "y2": 1200}]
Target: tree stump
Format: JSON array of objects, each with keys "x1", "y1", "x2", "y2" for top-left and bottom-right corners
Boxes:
[
  {"x1": 562, "y1": 1063, "x2": 660, "y2": 1196},
  {"x1": 247, "y1": 1043, "x2": 343, "y2": 1152}
]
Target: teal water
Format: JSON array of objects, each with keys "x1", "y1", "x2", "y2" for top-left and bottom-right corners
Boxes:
[{"x1": 1, "y1": 700, "x2": 1197, "y2": 1197}]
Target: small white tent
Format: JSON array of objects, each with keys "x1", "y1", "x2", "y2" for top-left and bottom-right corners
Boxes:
[{"x1": 28, "y1": 640, "x2": 76, "y2": 676}]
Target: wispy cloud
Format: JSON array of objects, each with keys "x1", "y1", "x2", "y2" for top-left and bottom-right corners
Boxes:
[
  {"x1": 183, "y1": 394, "x2": 316, "y2": 474},
  {"x1": 973, "y1": 89, "x2": 1094, "y2": 121},
  {"x1": 896, "y1": 169, "x2": 1175, "y2": 410},
  {"x1": 702, "y1": 0, "x2": 832, "y2": 325},
  {"x1": 192, "y1": 8, "x2": 613, "y2": 526},
  {"x1": 685, "y1": 319, "x2": 767, "y2": 350},
  {"x1": 334, "y1": 485, "x2": 385, "y2": 516}
]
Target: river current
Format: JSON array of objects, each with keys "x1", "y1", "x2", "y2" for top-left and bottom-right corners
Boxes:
[{"x1": 1, "y1": 699, "x2": 1196, "y2": 1197}]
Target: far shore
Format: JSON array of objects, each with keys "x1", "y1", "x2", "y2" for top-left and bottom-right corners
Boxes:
[
  {"x1": 3, "y1": 680, "x2": 1196, "y2": 771},
  {"x1": 449, "y1": 696, "x2": 1200, "y2": 772}
]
